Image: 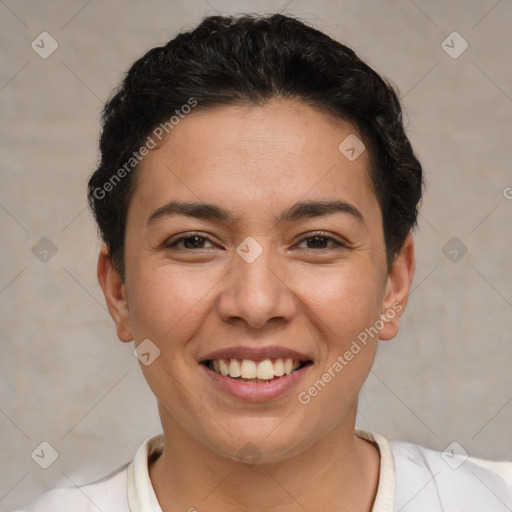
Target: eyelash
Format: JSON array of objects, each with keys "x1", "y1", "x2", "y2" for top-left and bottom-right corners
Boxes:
[{"x1": 165, "y1": 232, "x2": 346, "y2": 251}]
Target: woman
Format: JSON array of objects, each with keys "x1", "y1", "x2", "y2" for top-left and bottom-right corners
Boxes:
[{"x1": 16, "y1": 13, "x2": 512, "y2": 512}]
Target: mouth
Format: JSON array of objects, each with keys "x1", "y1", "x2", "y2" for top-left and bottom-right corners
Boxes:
[{"x1": 201, "y1": 357, "x2": 313, "y2": 384}]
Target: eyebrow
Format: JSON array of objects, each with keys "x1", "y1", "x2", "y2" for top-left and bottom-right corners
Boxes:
[{"x1": 147, "y1": 199, "x2": 364, "y2": 226}]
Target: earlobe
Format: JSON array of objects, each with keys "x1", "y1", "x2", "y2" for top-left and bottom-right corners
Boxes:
[
  {"x1": 378, "y1": 234, "x2": 415, "y2": 341},
  {"x1": 97, "y1": 245, "x2": 134, "y2": 343}
]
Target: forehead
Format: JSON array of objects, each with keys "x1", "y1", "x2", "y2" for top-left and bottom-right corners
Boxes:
[{"x1": 130, "y1": 98, "x2": 381, "y2": 229}]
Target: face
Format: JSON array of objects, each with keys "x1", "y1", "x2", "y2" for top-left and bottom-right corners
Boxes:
[{"x1": 99, "y1": 98, "x2": 414, "y2": 463}]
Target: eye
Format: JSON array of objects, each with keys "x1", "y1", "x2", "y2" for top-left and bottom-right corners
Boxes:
[
  {"x1": 164, "y1": 232, "x2": 345, "y2": 252},
  {"x1": 166, "y1": 233, "x2": 215, "y2": 250},
  {"x1": 295, "y1": 233, "x2": 345, "y2": 250}
]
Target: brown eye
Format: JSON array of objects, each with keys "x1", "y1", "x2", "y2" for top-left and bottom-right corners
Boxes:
[
  {"x1": 166, "y1": 234, "x2": 214, "y2": 250},
  {"x1": 296, "y1": 233, "x2": 345, "y2": 250},
  {"x1": 305, "y1": 236, "x2": 330, "y2": 249}
]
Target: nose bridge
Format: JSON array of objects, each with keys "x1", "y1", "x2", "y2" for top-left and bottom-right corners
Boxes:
[{"x1": 217, "y1": 236, "x2": 296, "y2": 328}]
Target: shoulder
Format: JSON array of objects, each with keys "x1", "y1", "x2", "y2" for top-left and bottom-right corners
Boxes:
[
  {"x1": 12, "y1": 463, "x2": 130, "y2": 512},
  {"x1": 12, "y1": 432, "x2": 164, "y2": 512},
  {"x1": 389, "y1": 439, "x2": 512, "y2": 511}
]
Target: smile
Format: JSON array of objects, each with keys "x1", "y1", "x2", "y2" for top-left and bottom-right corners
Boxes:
[{"x1": 204, "y1": 358, "x2": 311, "y2": 383}]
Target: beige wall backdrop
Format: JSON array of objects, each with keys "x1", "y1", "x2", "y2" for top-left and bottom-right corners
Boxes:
[{"x1": 1, "y1": 0, "x2": 511, "y2": 509}]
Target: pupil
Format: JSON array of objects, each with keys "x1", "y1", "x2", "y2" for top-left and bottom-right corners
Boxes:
[
  {"x1": 185, "y1": 236, "x2": 203, "y2": 248},
  {"x1": 308, "y1": 236, "x2": 326, "y2": 248}
]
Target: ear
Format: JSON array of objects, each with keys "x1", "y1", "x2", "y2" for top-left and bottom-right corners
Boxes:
[
  {"x1": 378, "y1": 233, "x2": 415, "y2": 341},
  {"x1": 97, "y1": 244, "x2": 134, "y2": 343}
]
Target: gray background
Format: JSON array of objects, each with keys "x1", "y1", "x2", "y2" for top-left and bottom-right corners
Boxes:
[{"x1": 1, "y1": 0, "x2": 511, "y2": 510}]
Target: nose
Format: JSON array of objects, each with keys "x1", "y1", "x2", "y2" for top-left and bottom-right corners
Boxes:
[{"x1": 216, "y1": 241, "x2": 297, "y2": 329}]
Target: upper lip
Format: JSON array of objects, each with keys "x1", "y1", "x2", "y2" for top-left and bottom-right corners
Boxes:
[{"x1": 200, "y1": 345, "x2": 313, "y2": 363}]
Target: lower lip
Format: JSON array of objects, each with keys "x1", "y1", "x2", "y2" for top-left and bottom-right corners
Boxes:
[{"x1": 200, "y1": 363, "x2": 312, "y2": 402}]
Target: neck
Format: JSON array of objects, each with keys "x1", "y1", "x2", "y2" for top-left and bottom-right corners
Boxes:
[{"x1": 149, "y1": 407, "x2": 380, "y2": 512}]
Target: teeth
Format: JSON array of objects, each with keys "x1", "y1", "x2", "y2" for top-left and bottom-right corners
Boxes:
[
  {"x1": 257, "y1": 359, "x2": 274, "y2": 380},
  {"x1": 219, "y1": 359, "x2": 229, "y2": 376},
  {"x1": 228, "y1": 358, "x2": 241, "y2": 377},
  {"x1": 240, "y1": 359, "x2": 257, "y2": 379},
  {"x1": 274, "y1": 358, "x2": 285, "y2": 376},
  {"x1": 209, "y1": 357, "x2": 306, "y2": 379}
]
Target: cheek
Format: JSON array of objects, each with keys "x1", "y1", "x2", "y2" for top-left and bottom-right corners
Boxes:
[
  {"x1": 126, "y1": 255, "x2": 385, "y2": 352},
  {"x1": 294, "y1": 264, "x2": 384, "y2": 343},
  {"x1": 126, "y1": 263, "x2": 218, "y2": 344},
  {"x1": 293, "y1": 268, "x2": 382, "y2": 418}
]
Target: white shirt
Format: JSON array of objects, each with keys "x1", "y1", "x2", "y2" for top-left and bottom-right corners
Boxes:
[{"x1": 13, "y1": 430, "x2": 512, "y2": 512}]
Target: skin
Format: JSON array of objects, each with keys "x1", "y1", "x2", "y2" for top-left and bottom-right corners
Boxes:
[{"x1": 98, "y1": 98, "x2": 415, "y2": 512}]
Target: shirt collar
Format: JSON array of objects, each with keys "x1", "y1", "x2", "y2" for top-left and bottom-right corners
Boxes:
[
  {"x1": 127, "y1": 429, "x2": 395, "y2": 512},
  {"x1": 127, "y1": 433, "x2": 165, "y2": 512},
  {"x1": 355, "y1": 429, "x2": 396, "y2": 512}
]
